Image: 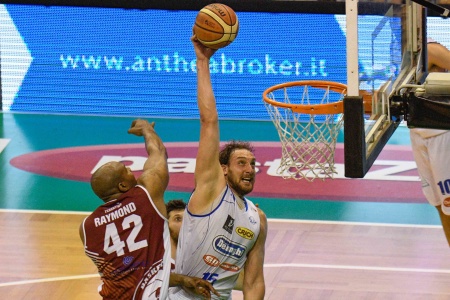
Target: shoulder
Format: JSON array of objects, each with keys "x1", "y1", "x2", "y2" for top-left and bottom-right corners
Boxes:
[
  {"x1": 84, "y1": 204, "x2": 104, "y2": 221},
  {"x1": 245, "y1": 200, "x2": 267, "y2": 230},
  {"x1": 257, "y1": 207, "x2": 267, "y2": 226},
  {"x1": 245, "y1": 199, "x2": 265, "y2": 218},
  {"x1": 122, "y1": 185, "x2": 151, "y2": 203}
]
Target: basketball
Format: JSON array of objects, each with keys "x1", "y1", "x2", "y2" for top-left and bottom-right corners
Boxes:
[{"x1": 193, "y1": 3, "x2": 239, "y2": 49}]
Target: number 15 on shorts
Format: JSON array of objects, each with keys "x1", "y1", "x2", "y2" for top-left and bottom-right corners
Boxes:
[{"x1": 202, "y1": 272, "x2": 219, "y2": 284}]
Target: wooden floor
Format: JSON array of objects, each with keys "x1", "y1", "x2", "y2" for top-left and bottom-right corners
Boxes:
[{"x1": 1, "y1": 210, "x2": 450, "y2": 299}]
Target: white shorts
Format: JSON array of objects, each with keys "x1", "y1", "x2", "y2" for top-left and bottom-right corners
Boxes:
[{"x1": 410, "y1": 129, "x2": 450, "y2": 214}]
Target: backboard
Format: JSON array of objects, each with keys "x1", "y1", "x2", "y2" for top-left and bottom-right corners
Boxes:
[{"x1": 343, "y1": 0, "x2": 427, "y2": 178}]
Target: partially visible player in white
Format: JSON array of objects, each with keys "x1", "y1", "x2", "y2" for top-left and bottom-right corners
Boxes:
[
  {"x1": 166, "y1": 199, "x2": 245, "y2": 290},
  {"x1": 169, "y1": 36, "x2": 267, "y2": 299},
  {"x1": 166, "y1": 199, "x2": 186, "y2": 267},
  {"x1": 410, "y1": 38, "x2": 450, "y2": 245}
]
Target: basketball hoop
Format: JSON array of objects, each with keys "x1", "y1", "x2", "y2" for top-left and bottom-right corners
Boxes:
[{"x1": 263, "y1": 80, "x2": 347, "y2": 181}]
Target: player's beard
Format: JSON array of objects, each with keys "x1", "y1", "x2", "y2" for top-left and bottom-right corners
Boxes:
[{"x1": 227, "y1": 174, "x2": 254, "y2": 198}]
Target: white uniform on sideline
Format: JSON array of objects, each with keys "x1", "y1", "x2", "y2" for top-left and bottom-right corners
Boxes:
[
  {"x1": 410, "y1": 129, "x2": 450, "y2": 213},
  {"x1": 409, "y1": 38, "x2": 450, "y2": 215},
  {"x1": 169, "y1": 185, "x2": 261, "y2": 299}
]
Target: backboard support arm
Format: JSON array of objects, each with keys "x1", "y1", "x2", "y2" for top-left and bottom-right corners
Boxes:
[
  {"x1": 344, "y1": 95, "x2": 402, "y2": 178},
  {"x1": 410, "y1": 0, "x2": 449, "y2": 17},
  {"x1": 343, "y1": 96, "x2": 366, "y2": 178}
]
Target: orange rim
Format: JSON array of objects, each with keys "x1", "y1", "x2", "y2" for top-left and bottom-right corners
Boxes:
[
  {"x1": 361, "y1": 90, "x2": 373, "y2": 114},
  {"x1": 263, "y1": 80, "x2": 347, "y2": 115}
]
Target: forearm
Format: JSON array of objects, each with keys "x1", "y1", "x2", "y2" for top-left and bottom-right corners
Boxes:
[
  {"x1": 170, "y1": 273, "x2": 219, "y2": 298},
  {"x1": 243, "y1": 283, "x2": 265, "y2": 300},
  {"x1": 139, "y1": 125, "x2": 169, "y2": 191},
  {"x1": 143, "y1": 129, "x2": 166, "y2": 158},
  {"x1": 196, "y1": 59, "x2": 217, "y2": 124},
  {"x1": 169, "y1": 273, "x2": 188, "y2": 287}
]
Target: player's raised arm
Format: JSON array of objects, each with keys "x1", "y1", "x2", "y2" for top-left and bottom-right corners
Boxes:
[
  {"x1": 84, "y1": 120, "x2": 172, "y2": 299},
  {"x1": 189, "y1": 36, "x2": 226, "y2": 214},
  {"x1": 428, "y1": 42, "x2": 450, "y2": 72},
  {"x1": 128, "y1": 119, "x2": 169, "y2": 215}
]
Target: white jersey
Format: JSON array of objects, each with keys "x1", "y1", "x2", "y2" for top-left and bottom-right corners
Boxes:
[
  {"x1": 410, "y1": 128, "x2": 447, "y2": 139},
  {"x1": 170, "y1": 185, "x2": 261, "y2": 299},
  {"x1": 408, "y1": 39, "x2": 450, "y2": 214}
]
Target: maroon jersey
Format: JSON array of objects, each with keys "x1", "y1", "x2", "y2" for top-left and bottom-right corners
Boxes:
[{"x1": 82, "y1": 185, "x2": 171, "y2": 299}]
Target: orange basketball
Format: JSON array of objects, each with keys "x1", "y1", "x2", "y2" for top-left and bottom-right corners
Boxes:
[{"x1": 193, "y1": 3, "x2": 239, "y2": 50}]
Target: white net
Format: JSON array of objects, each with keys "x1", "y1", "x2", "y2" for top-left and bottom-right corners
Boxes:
[{"x1": 264, "y1": 82, "x2": 345, "y2": 181}]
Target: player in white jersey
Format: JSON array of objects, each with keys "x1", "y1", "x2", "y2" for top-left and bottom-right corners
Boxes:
[
  {"x1": 166, "y1": 199, "x2": 245, "y2": 292},
  {"x1": 174, "y1": 185, "x2": 260, "y2": 299},
  {"x1": 169, "y1": 36, "x2": 267, "y2": 299},
  {"x1": 410, "y1": 38, "x2": 450, "y2": 245}
]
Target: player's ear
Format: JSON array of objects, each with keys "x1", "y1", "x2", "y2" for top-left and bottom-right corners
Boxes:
[
  {"x1": 118, "y1": 181, "x2": 131, "y2": 192},
  {"x1": 221, "y1": 164, "x2": 228, "y2": 176}
]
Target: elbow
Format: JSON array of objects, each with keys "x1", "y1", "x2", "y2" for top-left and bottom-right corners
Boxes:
[{"x1": 199, "y1": 114, "x2": 218, "y2": 126}]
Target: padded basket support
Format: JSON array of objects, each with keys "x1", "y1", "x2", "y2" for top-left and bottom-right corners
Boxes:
[{"x1": 407, "y1": 93, "x2": 450, "y2": 130}]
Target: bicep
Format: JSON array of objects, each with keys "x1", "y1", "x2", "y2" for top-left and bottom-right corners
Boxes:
[
  {"x1": 138, "y1": 168, "x2": 168, "y2": 198},
  {"x1": 428, "y1": 43, "x2": 450, "y2": 71},
  {"x1": 191, "y1": 122, "x2": 226, "y2": 209},
  {"x1": 138, "y1": 154, "x2": 169, "y2": 209},
  {"x1": 195, "y1": 121, "x2": 222, "y2": 182}
]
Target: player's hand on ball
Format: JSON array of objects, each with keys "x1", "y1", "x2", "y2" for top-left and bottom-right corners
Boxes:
[{"x1": 191, "y1": 35, "x2": 217, "y2": 60}]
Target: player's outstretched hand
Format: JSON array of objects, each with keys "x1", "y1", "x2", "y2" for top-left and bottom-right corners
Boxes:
[
  {"x1": 127, "y1": 119, "x2": 155, "y2": 137},
  {"x1": 174, "y1": 273, "x2": 220, "y2": 299},
  {"x1": 187, "y1": 277, "x2": 220, "y2": 299},
  {"x1": 191, "y1": 34, "x2": 217, "y2": 61}
]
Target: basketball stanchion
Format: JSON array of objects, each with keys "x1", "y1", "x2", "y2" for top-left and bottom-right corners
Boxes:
[{"x1": 263, "y1": 80, "x2": 347, "y2": 181}]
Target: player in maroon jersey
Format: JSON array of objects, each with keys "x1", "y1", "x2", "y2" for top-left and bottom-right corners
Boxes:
[{"x1": 79, "y1": 119, "x2": 217, "y2": 299}]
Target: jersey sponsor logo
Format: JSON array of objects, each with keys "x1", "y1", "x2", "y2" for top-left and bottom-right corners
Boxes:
[
  {"x1": 123, "y1": 256, "x2": 134, "y2": 265},
  {"x1": 9, "y1": 142, "x2": 423, "y2": 203},
  {"x1": 219, "y1": 262, "x2": 240, "y2": 272},
  {"x1": 139, "y1": 259, "x2": 164, "y2": 289},
  {"x1": 236, "y1": 227, "x2": 254, "y2": 240},
  {"x1": 203, "y1": 254, "x2": 220, "y2": 267},
  {"x1": 112, "y1": 259, "x2": 148, "y2": 276},
  {"x1": 105, "y1": 202, "x2": 122, "y2": 213},
  {"x1": 213, "y1": 236, "x2": 246, "y2": 260},
  {"x1": 94, "y1": 202, "x2": 137, "y2": 227},
  {"x1": 223, "y1": 215, "x2": 235, "y2": 234}
]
